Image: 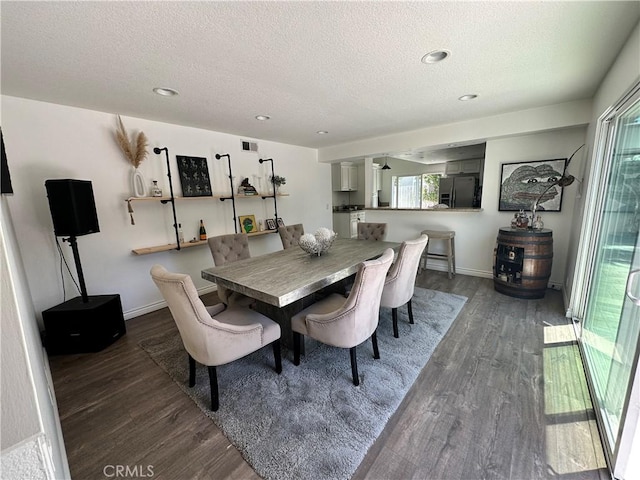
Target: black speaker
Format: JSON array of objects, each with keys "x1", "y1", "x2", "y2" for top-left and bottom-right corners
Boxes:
[
  {"x1": 45, "y1": 179, "x2": 100, "y2": 237},
  {"x1": 43, "y1": 294, "x2": 126, "y2": 354}
]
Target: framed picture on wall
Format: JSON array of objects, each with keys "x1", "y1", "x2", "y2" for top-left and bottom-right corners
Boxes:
[
  {"x1": 265, "y1": 218, "x2": 277, "y2": 230},
  {"x1": 176, "y1": 155, "x2": 212, "y2": 197},
  {"x1": 498, "y1": 158, "x2": 567, "y2": 212},
  {"x1": 239, "y1": 215, "x2": 257, "y2": 234},
  {"x1": 276, "y1": 218, "x2": 285, "y2": 228}
]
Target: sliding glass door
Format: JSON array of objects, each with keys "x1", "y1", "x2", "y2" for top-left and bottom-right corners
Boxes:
[{"x1": 578, "y1": 85, "x2": 640, "y2": 473}]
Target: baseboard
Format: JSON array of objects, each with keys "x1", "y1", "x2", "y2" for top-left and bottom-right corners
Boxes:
[
  {"x1": 123, "y1": 284, "x2": 217, "y2": 320},
  {"x1": 423, "y1": 264, "x2": 565, "y2": 293},
  {"x1": 423, "y1": 263, "x2": 493, "y2": 279}
]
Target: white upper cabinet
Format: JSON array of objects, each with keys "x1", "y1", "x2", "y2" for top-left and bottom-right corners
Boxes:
[
  {"x1": 445, "y1": 159, "x2": 481, "y2": 175},
  {"x1": 332, "y1": 162, "x2": 358, "y2": 191}
]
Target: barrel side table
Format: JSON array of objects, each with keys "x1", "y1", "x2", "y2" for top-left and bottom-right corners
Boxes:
[{"x1": 493, "y1": 227, "x2": 553, "y2": 299}]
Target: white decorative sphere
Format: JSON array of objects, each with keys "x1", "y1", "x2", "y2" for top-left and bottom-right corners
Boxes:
[{"x1": 299, "y1": 228, "x2": 337, "y2": 256}]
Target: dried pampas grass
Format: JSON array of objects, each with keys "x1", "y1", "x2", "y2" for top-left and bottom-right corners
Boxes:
[{"x1": 115, "y1": 115, "x2": 148, "y2": 168}]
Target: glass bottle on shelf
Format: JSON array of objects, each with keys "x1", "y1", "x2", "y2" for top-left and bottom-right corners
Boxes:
[
  {"x1": 178, "y1": 223, "x2": 184, "y2": 244},
  {"x1": 151, "y1": 180, "x2": 163, "y2": 197},
  {"x1": 498, "y1": 264, "x2": 508, "y2": 282},
  {"x1": 199, "y1": 220, "x2": 207, "y2": 241}
]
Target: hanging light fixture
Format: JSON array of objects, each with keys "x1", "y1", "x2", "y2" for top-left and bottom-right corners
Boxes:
[{"x1": 381, "y1": 156, "x2": 391, "y2": 170}]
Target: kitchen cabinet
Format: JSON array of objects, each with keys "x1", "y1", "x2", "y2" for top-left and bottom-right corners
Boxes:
[
  {"x1": 332, "y1": 211, "x2": 365, "y2": 239},
  {"x1": 445, "y1": 159, "x2": 481, "y2": 175},
  {"x1": 332, "y1": 162, "x2": 358, "y2": 191},
  {"x1": 350, "y1": 211, "x2": 365, "y2": 238}
]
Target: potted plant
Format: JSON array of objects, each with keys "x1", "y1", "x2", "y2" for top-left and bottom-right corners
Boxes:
[{"x1": 270, "y1": 175, "x2": 286, "y2": 193}]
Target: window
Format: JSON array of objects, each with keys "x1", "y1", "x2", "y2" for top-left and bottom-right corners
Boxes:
[{"x1": 391, "y1": 174, "x2": 441, "y2": 208}]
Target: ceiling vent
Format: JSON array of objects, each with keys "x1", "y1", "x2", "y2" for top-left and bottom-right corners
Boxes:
[{"x1": 241, "y1": 141, "x2": 258, "y2": 152}]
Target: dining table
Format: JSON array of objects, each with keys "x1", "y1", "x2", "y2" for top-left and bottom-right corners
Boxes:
[{"x1": 201, "y1": 237, "x2": 399, "y2": 346}]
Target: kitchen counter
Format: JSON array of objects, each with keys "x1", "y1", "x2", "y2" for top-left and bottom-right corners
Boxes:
[{"x1": 366, "y1": 207, "x2": 483, "y2": 212}]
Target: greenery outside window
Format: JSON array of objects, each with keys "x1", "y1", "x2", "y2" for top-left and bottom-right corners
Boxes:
[{"x1": 391, "y1": 174, "x2": 441, "y2": 208}]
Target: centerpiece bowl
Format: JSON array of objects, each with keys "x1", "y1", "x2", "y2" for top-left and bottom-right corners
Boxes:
[{"x1": 299, "y1": 227, "x2": 337, "y2": 256}]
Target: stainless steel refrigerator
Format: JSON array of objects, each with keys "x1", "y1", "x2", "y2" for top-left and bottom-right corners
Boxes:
[{"x1": 439, "y1": 176, "x2": 476, "y2": 208}]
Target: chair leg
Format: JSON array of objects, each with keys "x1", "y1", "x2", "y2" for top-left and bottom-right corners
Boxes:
[
  {"x1": 408, "y1": 299, "x2": 414, "y2": 324},
  {"x1": 272, "y1": 340, "x2": 283, "y2": 374},
  {"x1": 207, "y1": 366, "x2": 219, "y2": 411},
  {"x1": 392, "y1": 308, "x2": 399, "y2": 338},
  {"x1": 452, "y1": 238, "x2": 456, "y2": 276},
  {"x1": 349, "y1": 347, "x2": 359, "y2": 386},
  {"x1": 188, "y1": 354, "x2": 196, "y2": 387},
  {"x1": 293, "y1": 331, "x2": 302, "y2": 366},
  {"x1": 372, "y1": 330, "x2": 380, "y2": 360}
]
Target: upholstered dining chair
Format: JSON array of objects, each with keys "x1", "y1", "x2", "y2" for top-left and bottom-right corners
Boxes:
[
  {"x1": 290, "y1": 248, "x2": 394, "y2": 386},
  {"x1": 278, "y1": 223, "x2": 305, "y2": 249},
  {"x1": 208, "y1": 233, "x2": 253, "y2": 307},
  {"x1": 150, "y1": 265, "x2": 282, "y2": 411},
  {"x1": 380, "y1": 234, "x2": 429, "y2": 338},
  {"x1": 357, "y1": 222, "x2": 387, "y2": 241}
]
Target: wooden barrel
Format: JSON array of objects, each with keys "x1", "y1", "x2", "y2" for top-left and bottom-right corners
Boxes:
[{"x1": 493, "y1": 227, "x2": 553, "y2": 299}]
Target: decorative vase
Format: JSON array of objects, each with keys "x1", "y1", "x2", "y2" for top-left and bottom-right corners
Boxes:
[{"x1": 131, "y1": 167, "x2": 147, "y2": 197}]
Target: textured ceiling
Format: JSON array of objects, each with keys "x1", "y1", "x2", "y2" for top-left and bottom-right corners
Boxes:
[{"x1": 2, "y1": 1, "x2": 639, "y2": 150}]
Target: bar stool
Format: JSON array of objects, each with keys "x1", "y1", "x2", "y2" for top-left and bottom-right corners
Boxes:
[{"x1": 419, "y1": 230, "x2": 456, "y2": 278}]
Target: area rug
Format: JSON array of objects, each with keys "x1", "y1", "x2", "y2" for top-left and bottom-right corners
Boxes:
[{"x1": 139, "y1": 287, "x2": 466, "y2": 480}]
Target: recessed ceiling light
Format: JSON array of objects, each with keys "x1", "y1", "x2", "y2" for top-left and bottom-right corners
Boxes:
[
  {"x1": 458, "y1": 94, "x2": 478, "y2": 101},
  {"x1": 255, "y1": 115, "x2": 271, "y2": 121},
  {"x1": 153, "y1": 87, "x2": 179, "y2": 97},
  {"x1": 316, "y1": 130, "x2": 328, "y2": 135},
  {"x1": 421, "y1": 49, "x2": 450, "y2": 64}
]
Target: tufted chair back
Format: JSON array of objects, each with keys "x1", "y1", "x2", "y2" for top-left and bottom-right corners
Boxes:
[
  {"x1": 278, "y1": 224, "x2": 305, "y2": 249},
  {"x1": 208, "y1": 233, "x2": 250, "y2": 266},
  {"x1": 380, "y1": 234, "x2": 429, "y2": 337},
  {"x1": 357, "y1": 222, "x2": 387, "y2": 241},
  {"x1": 207, "y1": 233, "x2": 253, "y2": 306}
]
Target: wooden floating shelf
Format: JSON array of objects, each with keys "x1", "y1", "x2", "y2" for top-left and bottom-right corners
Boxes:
[
  {"x1": 132, "y1": 230, "x2": 277, "y2": 255},
  {"x1": 125, "y1": 193, "x2": 289, "y2": 203},
  {"x1": 132, "y1": 240, "x2": 207, "y2": 255}
]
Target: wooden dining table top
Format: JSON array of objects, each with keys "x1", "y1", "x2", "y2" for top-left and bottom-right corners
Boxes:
[{"x1": 201, "y1": 238, "x2": 399, "y2": 308}]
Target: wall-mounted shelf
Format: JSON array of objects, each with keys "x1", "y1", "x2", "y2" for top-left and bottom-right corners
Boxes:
[
  {"x1": 132, "y1": 240, "x2": 208, "y2": 256},
  {"x1": 128, "y1": 152, "x2": 288, "y2": 255},
  {"x1": 131, "y1": 229, "x2": 277, "y2": 255},
  {"x1": 127, "y1": 194, "x2": 286, "y2": 255},
  {"x1": 126, "y1": 193, "x2": 288, "y2": 203}
]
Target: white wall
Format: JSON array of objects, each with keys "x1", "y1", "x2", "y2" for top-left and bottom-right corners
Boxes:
[
  {"x1": 318, "y1": 99, "x2": 592, "y2": 163},
  {"x1": 1, "y1": 197, "x2": 70, "y2": 479},
  {"x1": 1, "y1": 96, "x2": 332, "y2": 321}
]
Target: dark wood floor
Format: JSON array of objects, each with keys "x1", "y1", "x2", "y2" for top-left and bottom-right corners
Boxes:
[{"x1": 49, "y1": 272, "x2": 609, "y2": 479}]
